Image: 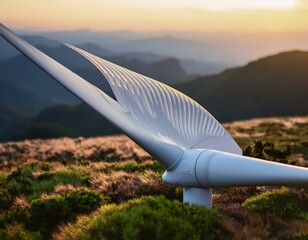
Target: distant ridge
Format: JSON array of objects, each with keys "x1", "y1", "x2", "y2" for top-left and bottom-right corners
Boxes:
[
  {"x1": 0, "y1": 50, "x2": 307, "y2": 141},
  {"x1": 0, "y1": 42, "x2": 191, "y2": 111},
  {"x1": 176, "y1": 50, "x2": 308, "y2": 122}
]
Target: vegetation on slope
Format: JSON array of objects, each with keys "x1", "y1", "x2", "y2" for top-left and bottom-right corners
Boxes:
[
  {"x1": 54, "y1": 196, "x2": 227, "y2": 240},
  {"x1": 0, "y1": 117, "x2": 307, "y2": 239},
  {"x1": 243, "y1": 188, "x2": 308, "y2": 221}
]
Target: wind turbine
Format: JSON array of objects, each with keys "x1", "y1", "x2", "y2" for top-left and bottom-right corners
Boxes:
[{"x1": 0, "y1": 24, "x2": 307, "y2": 208}]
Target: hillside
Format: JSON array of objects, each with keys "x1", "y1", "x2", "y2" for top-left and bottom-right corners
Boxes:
[
  {"x1": 1, "y1": 50, "x2": 308, "y2": 141},
  {"x1": 1, "y1": 116, "x2": 307, "y2": 165},
  {"x1": 176, "y1": 50, "x2": 308, "y2": 122},
  {"x1": 0, "y1": 116, "x2": 307, "y2": 239},
  {"x1": 0, "y1": 105, "x2": 27, "y2": 133},
  {"x1": 0, "y1": 103, "x2": 121, "y2": 142},
  {"x1": 0, "y1": 81, "x2": 51, "y2": 112}
]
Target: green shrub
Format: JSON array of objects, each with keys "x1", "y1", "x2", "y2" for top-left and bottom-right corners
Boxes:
[
  {"x1": 110, "y1": 160, "x2": 165, "y2": 174},
  {"x1": 28, "y1": 197, "x2": 72, "y2": 236},
  {"x1": 0, "y1": 187, "x2": 13, "y2": 210},
  {"x1": 7, "y1": 163, "x2": 52, "y2": 181},
  {"x1": 293, "y1": 231, "x2": 308, "y2": 240},
  {"x1": 0, "y1": 170, "x2": 9, "y2": 185},
  {"x1": 30, "y1": 168, "x2": 92, "y2": 200},
  {"x1": 243, "y1": 140, "x2": 292, "y2": 164},
  {"x1": 28, "y1": 189, "x2": 107, "y2": 237},
  {"x1": 55, "y1": 196, "x2": 228, "y2": 240},
  {"x1": 67, "y1": 167, "x2": 92, "y2": 185},
  {"x1": 0, "y1": 223, "x2": 42, "y2": 240},
  {"x1": 5, "y1": 164, "x2": 92, "y2": 200},
  {"x1": 0, "y1": 209, "x2": 30, "y2": 229},
  {"x1": 64, "y1": 189, "x2": 108, "y2": 214},
  {"x1": 6, "y1": 163, "x2": 52, "y2": 197},
  {"x1": 242, "y1": 188, "x2": 308, "y2": 220}
]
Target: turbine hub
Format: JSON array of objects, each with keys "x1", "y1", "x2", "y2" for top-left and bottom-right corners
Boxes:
[{"x1": 162, "y1": 149, "x2": 205, "y2": 187}]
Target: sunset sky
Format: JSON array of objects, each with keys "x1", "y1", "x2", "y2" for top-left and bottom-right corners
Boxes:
[{"x1": 1, "y1": 0, "x2": 308, "y2": 32}]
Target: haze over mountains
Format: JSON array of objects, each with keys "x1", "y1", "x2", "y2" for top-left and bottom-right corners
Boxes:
[
  {"x1": 0, "y1": 35, "x2": 191, "y2": 108},
  {"x1": 0, "y1": 30, "x2": 307, "y2": 141},
  {"x1": 4, "y1": 29, "x2": 308, "y2": 74},
  {"x1": 13, "y1": 29, "x2": 308, "y2": 68}
]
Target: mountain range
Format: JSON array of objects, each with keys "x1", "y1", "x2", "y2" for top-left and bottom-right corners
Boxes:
[
  {"x1": 0, "y1": 49, "x2": 307, "y2": 141},
  {"x1": 0, "y1": 34, "x2": 195, "y2": 139},
  {"x1": 15, "y1": 29, "x2": 308, "y2": 67},
  {"x1": 0, "y1": 35, "x2": 191, "y2": 109}
]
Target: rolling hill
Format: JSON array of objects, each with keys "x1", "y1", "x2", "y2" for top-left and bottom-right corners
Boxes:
[
  {"x1": 0, "y1": 50, "x2": 307, "y2": 141},
  {"x1": 0, "y1": 39, "x2": 190, "y2": 111},
  {"x1": 0, "y1": 81, "x2": 51, "y2": 112},
  {"x1": 0, "y1": 105, "x2": 27, "y2": 134},
  {"x1": 0, "y1": 103, "x2": 120, "y2": 141},
  {"x1": 176, "y1": 50, "x2": 308, "y2": 122}
]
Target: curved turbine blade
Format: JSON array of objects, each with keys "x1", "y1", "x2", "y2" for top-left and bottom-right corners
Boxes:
[
  {"x1": 0, "y1": 23, "x2": 183, "y2": 168},
  {"x1": 66, "y1": 45, "x2": 242, "y2": 156}
]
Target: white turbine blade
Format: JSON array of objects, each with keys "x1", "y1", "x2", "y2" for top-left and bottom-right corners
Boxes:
[
  {"x1": 66, "y1": 44, "x2": 242, "y2": 155},
  {"x1": 0, "y1": 23, "x2": 183, "y2": 168}
]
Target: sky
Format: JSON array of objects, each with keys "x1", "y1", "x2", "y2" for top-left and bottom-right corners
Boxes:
[{"x1": 1, "y1": 0, "x2": 308, "y2": 33}]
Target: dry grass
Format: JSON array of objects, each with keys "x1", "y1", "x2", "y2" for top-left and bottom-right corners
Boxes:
[
  {"x1": 90, "y1": 170, "x2": 178, "y2": 203},
  {"x1": 224, "y1": 116, "x2": 308, "y2": 138},
  {"x1": 220, "y1": 206, "x2": 291, "y2": 240},
  {"x1": 0, "y1": 135, "x2": 150, "y2": 168},
  {"x1": 0, "y1": 116, "x2": 307, "y2": 239},
  {"x1": 0, "y1": 116, "x2": 307, "y2": 169},
  {"x1": 53, "y1": 184, "x2": 81, "y2": 195},
  {"x1": 11, "y1": 196, "x2": 30, "y2": 210}
]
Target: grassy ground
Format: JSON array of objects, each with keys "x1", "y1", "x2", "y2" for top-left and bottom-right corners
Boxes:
[
  {"x1": 0, "y1": 116, "x2": 307, "y2": 239},
  {"x1": 225, "y1": 116, "x2": 308, "y2": 166}
]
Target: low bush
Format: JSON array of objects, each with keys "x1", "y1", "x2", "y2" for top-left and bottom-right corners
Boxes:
[
  {"x1": 293, "y1": 231, "x2": 308, "y2": 240},
  {"x1": 63, "y1": 189, "x2": 109, "y2": 214},
  {"x1": 6, "y1": 162, "x2": 52, "y2": 197},
  {"x1": 0, "y1": 170, "x2": 8, "y2": 184},
  {"x1": 242, "y1": 188, "x2": 308, "y2": 220},
  {"x1": 0, "y1": 223, "x2": 42, "y2": 240},
  {"x1": 5, "y1": 163, "x2": 92, "y2": 200},
  {"x1": 28, "y1": 196, "x2": 72, "y2": 236},
  {"x1": 0, "y1": 209, "x2": 30, "y2": 229},
  {"x1": 0, "y1": 187, "x2": 13, "y2": 210},
  {"x1": 54, "y1": 196, "x2": 228, "y2": 240},
  {"x1": 109, "y1": 160, "x2": 165, "y2": 174},
  {"x1": 28, "y1": 189, "x2": 107, "y2": 237},
  {"x1": 243, "y1": 140, "x2": 292, "y2": 164},
  {"x1": 30, "y1": 167, "x2": 92, "y2": 199}
]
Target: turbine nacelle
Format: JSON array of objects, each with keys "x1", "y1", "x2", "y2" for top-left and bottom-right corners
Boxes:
[
  {"x1": 163, "y1": 149, "x2": 308, "y2": 206},
  {"x1": 163, "y1": 149, "x2": 308, "y2": 188}
]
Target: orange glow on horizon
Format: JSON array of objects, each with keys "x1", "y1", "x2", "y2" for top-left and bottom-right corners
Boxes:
[{"x1": 1, "y1": 0, "x2": 308, "y2": 32}]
